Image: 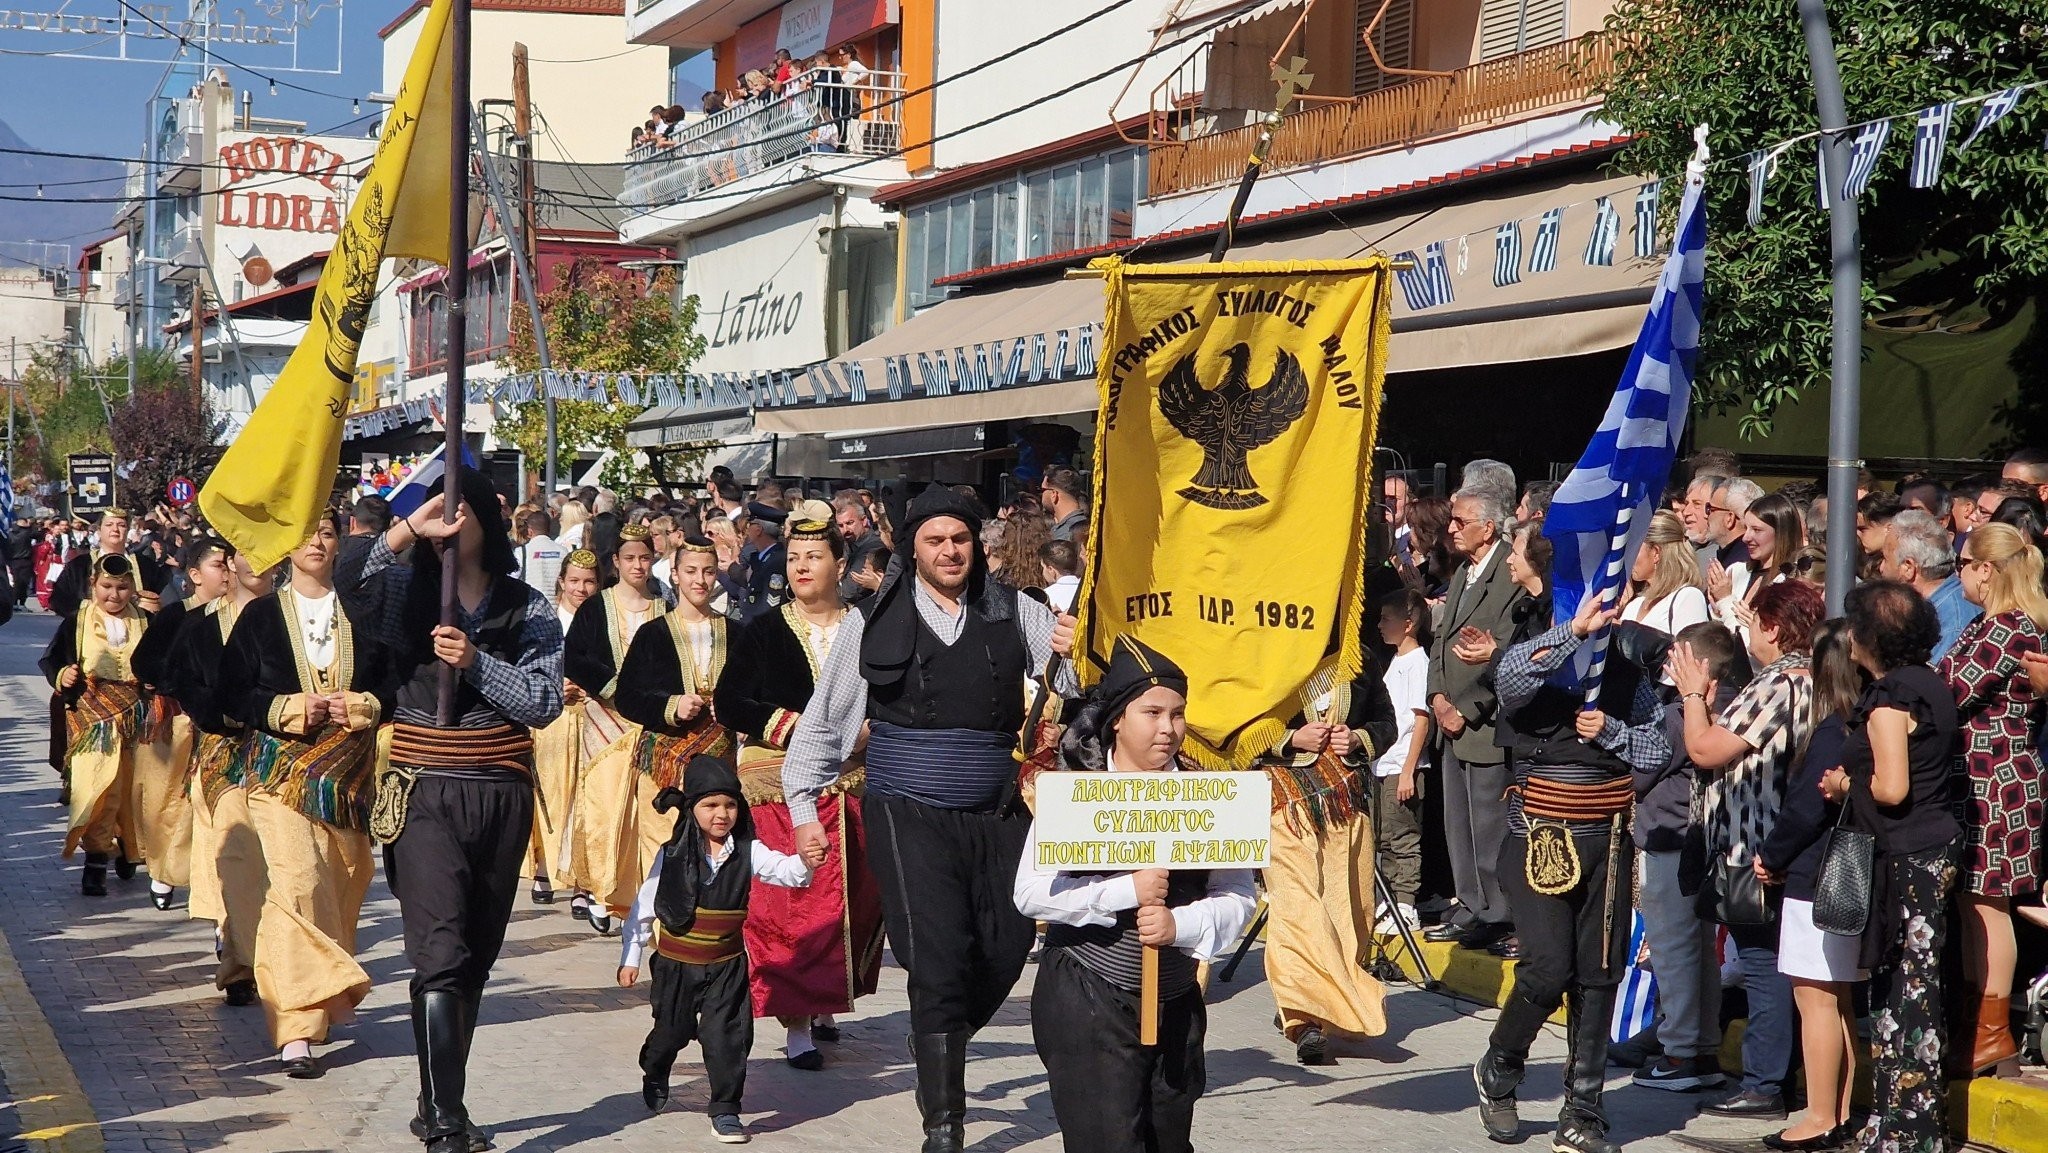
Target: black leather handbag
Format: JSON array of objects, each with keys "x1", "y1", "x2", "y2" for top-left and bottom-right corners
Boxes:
[
  {"x1": 1813, "y1": 785, "x2": 1877, "y2": 936},
  {"x1": 1696, "y1": 851, "x2": 1778, "y2": 926}
]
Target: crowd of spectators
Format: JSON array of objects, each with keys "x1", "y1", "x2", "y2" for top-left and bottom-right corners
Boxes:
[{"x1": 633, "y1": 42, "x2": 876, "y2": 155}]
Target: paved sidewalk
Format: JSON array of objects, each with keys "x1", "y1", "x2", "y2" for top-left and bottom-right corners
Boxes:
[{"x1": 0, "y1": 612, "x2": 1743, "y2": 1153}]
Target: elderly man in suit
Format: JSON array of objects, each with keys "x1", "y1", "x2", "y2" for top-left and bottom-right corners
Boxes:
[{"x1": 1424, "y1": 482, "x2": 1527, "y2": 954}]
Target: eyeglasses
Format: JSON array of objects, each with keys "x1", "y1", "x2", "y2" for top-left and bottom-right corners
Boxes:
[{"x1": 1447, "y1": 515, "x2": 1472, "y2": 529}]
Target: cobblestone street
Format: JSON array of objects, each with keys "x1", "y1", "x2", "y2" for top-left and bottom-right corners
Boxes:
[{"x1": 0, "y1": 611, "x2": 1747, "y2": 1152}]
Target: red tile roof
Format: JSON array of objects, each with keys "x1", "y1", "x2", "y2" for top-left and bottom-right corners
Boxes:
[{"x1": 932, "y1": 135, "x2": 1635, "y2": 288}]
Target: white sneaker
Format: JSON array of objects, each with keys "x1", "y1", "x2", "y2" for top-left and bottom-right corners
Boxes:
[{"x1": 1374, "y1": 904, "x2": 1421, "y2": 934}]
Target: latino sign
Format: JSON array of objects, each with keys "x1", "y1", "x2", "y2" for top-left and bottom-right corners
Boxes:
[
  {"x1": 67, "y1": 452, "x2": 116, "y2": 513},
  {"x1": 1031, "y1": 771, "x2": 1272, "y2": 871}
]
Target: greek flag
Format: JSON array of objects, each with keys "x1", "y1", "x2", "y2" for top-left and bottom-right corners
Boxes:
[
  {"x1": 0, "y1": 461, "x2": 12, "y2": 535},
  {"x1": 1545, "y1": 160, "x2": 1707, "y2": 693},
  {"x1": 1584, "y1": 196, "x2": 1619, "y2": 266},
  {"x1": 1393, "y1": 251, "x2": 1432, "y2": 311},
  {"x1": 1530, "y1": 208, "x2": 1562, "y2": 273},
  {"x1": 1633, "y1": 181, "x2": 1661, "y2": 259},
  {"x1": 1611, "y1": 911, "x2": 1658, "y2": 1045},
  {"x1": 385, "y1": 442, "x2": 481, "y2": 520},
  {"x1": 1910, "y1": 102, "x2": 1954, "y2": 188},
  {"x1": 1493, "y1": 222, "x2": 1524, "y2": 287},
  {"x1": 1423, "y1": 240, "x2": 1455, "y2": 307},
  {"x1": 1829, "y1": 119, "x2": 1891, "y2": 204},
  {"x1": 1745, "y1": 145, "x2": 1786, "y2": 227},
  {"x1": 1960, "y1": 86, "x2": 2027, "y2": 151}
]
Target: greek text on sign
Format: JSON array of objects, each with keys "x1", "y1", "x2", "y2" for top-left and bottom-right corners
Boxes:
[{"x1": 1032, "y1": 771, "x2": 1271, "y2": 872}]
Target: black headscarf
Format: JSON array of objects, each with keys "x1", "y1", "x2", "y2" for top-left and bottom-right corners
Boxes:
[
  {"x1": 858, "y1": 486, "x2": 998, "y2": 689},
  {"x1": 452, "y1": 465, "x2": 518, "y2": 578},
  {"x1": 650, "y1": 755, "x2": 755, "y2": 935},
  {"x1": 1058, "y1": 636, "x2": 1189, "y2": 771},
  {"x1": 399, "y1": 466, "x2": 520, "y2": 646}
]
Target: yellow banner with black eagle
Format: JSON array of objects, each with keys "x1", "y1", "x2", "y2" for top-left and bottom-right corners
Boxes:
[{"x1": 1075, "y1": 257, "x2": 1391, "y2": 770}]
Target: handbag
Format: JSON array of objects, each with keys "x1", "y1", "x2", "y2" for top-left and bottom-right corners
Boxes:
[
  {"x1": 1696, "y1": 850, "x2": 1778, "y2": 926},
  {"x1": 1814, "y1": 771, "x2": 1879, "y2": 936}
]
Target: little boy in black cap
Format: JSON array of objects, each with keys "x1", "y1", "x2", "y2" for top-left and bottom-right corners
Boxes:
[{"x1": 619, "y1": 755, "x2": 825, "y2": 1144}]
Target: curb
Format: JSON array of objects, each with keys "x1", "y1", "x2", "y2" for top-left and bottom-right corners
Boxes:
[
  {"x1": 0, "y1": 915, "x2": 104, "y2": 1153},
  {"x1": 1381, "y1": 935, "x2": 2048, "y2": 1153}
]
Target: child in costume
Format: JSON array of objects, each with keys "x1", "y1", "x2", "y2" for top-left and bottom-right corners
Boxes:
[
  {"x1": 1013, "y1": 636, "x2": 1256, "y2": 1153},
  {"x1": 618, "y1": 755, "x2": 825, "y2": 1144}
]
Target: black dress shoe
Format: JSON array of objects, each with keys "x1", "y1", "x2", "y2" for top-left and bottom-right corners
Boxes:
[
  {"x1": 283, "y1": 1054, "x2": 323, "y2": 1079},
  {"x1": 1487, "y1": 935, "x2": 1523, "y2": 960},
  {"x1": 81, "y1": 865, "x2": 107, "y2": 898},
  {"x1": 590, "y1": 912, "x2": 616, "y2": 937},
  {"x1": 570, "y1": 901, "x2": 591, "y2": 922},
  {"x1": 1762, "y1": 1126, "x2": 1850, "y2": 1152},
  {"x1": 786, "y1": 1049, "x2": 824, "y2": 1071},
  {"x1": 1295, "y1": 1026, "x2": 1332, "y2": 1066},
  {"x1": 411, "y1": 1118, "x2": 492, "y2": 1151},
  {"x1": 643, "y1": 1075, "x2": 669, "y2": 1112},
  {"x1": 1702, "y1": 1090, "x2": 1787, "y2": 1119},
  {"x1": 151, "y1": 887, "x2": 175, "y2": 911},
  {"x1": 812, "y1": 1023, "x2": 841, "y2": 1043},
  {"x1": 224, "y1": 979, "x2": 258, "y2": 1007},
  {"x1": 530, "y1": 882, "x2": 555, "y2": 905},
  {"x1": 1425, "y1": 922, "x2": 1466, "y2": 943},
  {"x1": 113, "y1": 852, "x2": 137, "y2": 881},
  {"x1": 1458, "y1": 922, "x2": 1511, "y2": 951}
]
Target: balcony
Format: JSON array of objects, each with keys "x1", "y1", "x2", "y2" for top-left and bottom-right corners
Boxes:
[
  {"x1": 621, "y1": 68, "x2": 906, "y2": 212},
  {"x1": 159, "y1": 98, "x2": 206, "y2": 191},
  {"x1": 1147, "y1": 33, "x2": 1615, "y2": 199}
]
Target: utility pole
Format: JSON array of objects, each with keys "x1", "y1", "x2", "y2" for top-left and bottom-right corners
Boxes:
[
  {"x1": 1798, "y1": 0, "x2": 1862, "y2": 616},
  {"x1": 190, "y1": 278, "x2": 205, "y2": 406},
  {"x1": 511, "y1": 41, "x2": 558, "y2": 496}
]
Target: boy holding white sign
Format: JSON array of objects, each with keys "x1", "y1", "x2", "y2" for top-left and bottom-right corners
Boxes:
[{"x1": 1014, "y1": 637, "x2": 1256, "y2": 1153}]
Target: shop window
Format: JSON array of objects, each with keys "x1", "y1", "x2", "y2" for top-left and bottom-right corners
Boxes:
[
  {"x1": 995, "y1": 181, "x2": 1021, "y2": 263},
  {"x1": 1078, "y1": 161, "x2": 1109, "y2": 249},
  {"x1": 970, "y1": 187, "x2": 996, "y2": 269}
]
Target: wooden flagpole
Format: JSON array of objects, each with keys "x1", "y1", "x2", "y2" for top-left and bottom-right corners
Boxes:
[{"x1": 439, "y1": 0, "x2": 473, "y2": 725}]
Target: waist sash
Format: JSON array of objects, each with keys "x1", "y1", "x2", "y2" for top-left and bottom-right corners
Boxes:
[
  {"x1": 243, "y1": 725, "x2": 380, "y2": 831},
  {"x1": 66, "y1": 678, "x2": 170, "y2": 756},
  {"x1": 864, "y1": 722, "x2": 1018, "y2": 811},
  {"x1": 655, "y1": 908, "x2": 746, "y2": 965},
  {"x1": 1513, "y1": 775, "x2": 1635, "y2": 823},
  {"x1": 196, "y1": 730, "x2": 243, "y2": 809},
  {"x1": 635, "y1": 723, "x2": 732, "y2": 790},
  {"x1": 390, "y1": 722, "x2": 535, "y2": 773}
]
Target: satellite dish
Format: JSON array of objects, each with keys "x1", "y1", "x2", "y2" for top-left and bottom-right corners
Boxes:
[{"x1": 244, "y1": 256, "x2": 274, "y2": 287}]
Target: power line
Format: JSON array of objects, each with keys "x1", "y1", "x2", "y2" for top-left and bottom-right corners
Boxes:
[{"x1": 108, "y1": 0, "x2": 358, "y2": 104}]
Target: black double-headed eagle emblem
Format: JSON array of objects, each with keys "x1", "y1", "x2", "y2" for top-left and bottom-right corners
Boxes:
[{"x1": 1158, "y1": 342, "x2": 1310, "y2": 511}]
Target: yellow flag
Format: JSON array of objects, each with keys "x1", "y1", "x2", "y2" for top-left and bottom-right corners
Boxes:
[
  {"x1": 198, "y1": 0, "x2": 457, "y2": 571},
  {"x1": 1075, "y1": 257, "x2": 1392, "y2": 769}
]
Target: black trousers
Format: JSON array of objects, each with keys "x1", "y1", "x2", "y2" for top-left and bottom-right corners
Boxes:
[
  {"x1": 642, "y1": 952, "x2": 752, "y2": 1117},
  {"x1": 1494, "y1": 826, "x2": 1634, "y2": 1041},
  {"x1": 864, "y1": 793, "x2": 1034, "y2": 1035},
  {"x1": 1032, "y1": 948, "x2": 1205, "y2": 1153},
  {"x1": 385, "y1": 773, "x2": 534, "y2": 997}
]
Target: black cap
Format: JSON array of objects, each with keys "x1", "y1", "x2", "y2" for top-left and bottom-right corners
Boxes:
[
  {"x1": 1096, "y1": 635, "x2": 1189, "y2": 722},
  {"x1": 745, "y1": 501, "x2": 788, "y2": 524}
]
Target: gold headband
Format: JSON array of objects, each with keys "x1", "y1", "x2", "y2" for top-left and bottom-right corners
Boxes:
[
  {"x1": 679, "y1": 535, "x2": 716, "y2": 554},
  {"x1": 564, "y1": 549, "x2": 600, "y2": 570},
  {"x1": 100, "y1": 508, "x2": 129, "y2": 522},
  {"x1": 618, "y1": 523, "x2": 653, "y2": 543},
  {"x1": 788, "y1": 519, "x2": 834, "y2": 540}
]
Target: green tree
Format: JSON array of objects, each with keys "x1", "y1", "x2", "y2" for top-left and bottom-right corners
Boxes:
[
  {"x1": 1597, "y1": 1, "x2": 2048, "y2": 437},
  {"x1": 498, "y1": 256, "x2": 708, "y2": 490}
]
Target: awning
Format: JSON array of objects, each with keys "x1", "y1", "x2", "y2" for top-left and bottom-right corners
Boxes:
[
  {"x1": 827, "y1": 422, "x2": 987, "y2": 463},
  {"x1": 625, "y1": 406, "x2": 754, "y2": 450},
  {"x1": 760, "y1": 167, "x2": 1656, "y2": 437}
]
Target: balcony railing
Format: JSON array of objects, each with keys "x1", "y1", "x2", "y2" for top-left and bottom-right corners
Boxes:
[
  {"x1": 161, "y1": 98, "x2": 205, "y2": 169},
  {"x1": 1148, "y1": 33, "x2": 1615, "y2": 199},
  {"x1": 621, "y1": 68, "x2": 906, "y2": 211}
]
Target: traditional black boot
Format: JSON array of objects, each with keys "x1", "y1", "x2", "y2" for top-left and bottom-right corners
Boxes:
[
  {"x1": 414, "y1": 990, "x2": 471, "y2": 1153},
  {"x1": 909, "y1": 1031, "x2": 969, "y2": 1153},
  {"x1": 1555, "y1": 986, "x2": 1623, "y2": 1153},
  {"x1": 411, "y1": 992, "x2": 492, "y2": 1152},
  {"x1": 81, "y1": 852, "x2": 108, "y2": 897},
  {"x1": 1476, "y1": 992, "x2": 1553, "y2": 1143}
]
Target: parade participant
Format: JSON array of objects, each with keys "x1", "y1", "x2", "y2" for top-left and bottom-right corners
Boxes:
[
  {"x1": 219, "y1": 515, "x2": 395, "y2": 1078},
  {"x1": 564, "y1": 524, "x2": 681, "y2": 933},
  {"x1": 49, "y1": 508, "x2": 167, "y2": 618},
  {"x1": 712, "y1": 519, "x2": 886, "y2": 1070},
  {"x1": 1014, "y1": 636, "x2": 1255, "y2": 1153},
  {"x1": 618, "y1": 756, "x2": 824, "y2": 1144},
  {"x1": 1261, "y1": 650, "x2": 1397, "y2": 1066},
  {"x1": 170, "y1": 549, "x2": 275, "y2": 1007},
  {"x1": 355, "y1": 468, "x2": 565, "y2": 1153},
  {"x1": 529, "y1": 549, "x2": 601, "y2": 910},
  {"x1": 42, "y1": 554, "x2": 171, "y2": 896},
  {"x1": 780, "y1": 486, "x2": 1077, "y2": 1153},
  {"x1": 125, "y1": 538, "x2": 234, "y2": 911},
  {"x1": 1474, "y1": 591, "x2": 1670, "y2": 1153},
  {"x1": 609, "y1": 535, "x2": 735, "y2": 898}
]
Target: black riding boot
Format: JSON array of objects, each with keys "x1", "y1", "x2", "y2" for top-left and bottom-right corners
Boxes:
[
  {"x1": 1556, "y1": 985, "x2": 1622, "y2": 1153},
  {"x1": 413, "y1": 990, "x2": 470, "y2": 1151},
  {"x1": 1476, "y1": 992, "x2": 1555, "y2": 1142},
  {"x1": 910, "y1": 1031, "x2": 969, "y2": 1153},
  {"x1": 81, "y1": 852, "x2": 108, "y2": 897},
  {"x1": 412, "y1": 989, "x2": 491, "y2": 1151}
]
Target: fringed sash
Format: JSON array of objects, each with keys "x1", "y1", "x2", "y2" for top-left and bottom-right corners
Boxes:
[
  {"x1": 635, "y1": 723, "x2": 732, "y2": 790},
  {"x1": 67, "y1": 679, "x2": 170, "y2": 757},
  {"x1": 243, "y1": 725, "x2": 379, "y2": 832},
  {"x1": 1265, "y1": 673, "x2": 1368, "y2": 837},
  {"x1": 195, "y1": 731, "x2": 243, "y2": 809}
]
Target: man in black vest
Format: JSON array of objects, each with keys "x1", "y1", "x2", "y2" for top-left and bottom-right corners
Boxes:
[
  {"x1": 1473, "y1": 592, "x2": 1668, "y2": 1153},
  {"x1": 780, "y1": 486, "x2": 1076, "y2": 1153},
  {"x1": 354, "y1": 468, "x2": 565, "y2": 1153}
]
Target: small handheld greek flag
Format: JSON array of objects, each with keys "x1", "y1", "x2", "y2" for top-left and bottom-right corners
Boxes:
[
  {"x1": 1493, "y1": 222, "x2": 1524, "y2": 288},
  {"x1": 1910, "y1": 102, "x2": 1954, "y2": 188},
  {"x1": 1530, "y1": 208, "x2": 1562, "y2": 273},
  {"x1": 1960, "y1": 86, "x2": 2027, "y2": 151},
  {"x1": 1584, "y1": 197, "x2": 1619, "y2": 267}
]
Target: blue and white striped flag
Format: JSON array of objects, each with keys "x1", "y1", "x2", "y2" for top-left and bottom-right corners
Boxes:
[
  {"x1": 1611, "y1": 911, "x2": 1658, "y2": 1045},
  {"x1": 1545, "y1": 154, "x2": 1708, "y2": 695},
  {"x1": 1829, "y1": 119, "x2": 1892, "y2": 204},
  {"x1": 1423, "y1": 240, "x2": 1454, "y2": 307},
  {"x1": 0, "y1": 461, "x2": 12, "y2": 536},
  {"x1": 1910, "y1": 102, "x2": 1954, "y2": 188},
  {"x1": 1745, "y1": 144, "x2": 1787, "y2": 227},
  {"x1": 1393, "y1": 250, "x2": 1433, "y2": 311},
  {"x1": 1530, "y1": 207, "x2": 1562, "y2": 273},
  {"x1": 1584, "y1": 197, "x2": 1619, "y2": 266},
  {"x1": 1960, "y1": 86, "x2": 2027, "y2": 151},
  {"x1": 1493, "y1": 222, "x2": 1524, "y2": 287},
  {"x1": 1632, "y1": 181, "x2": 1661, "y2": 259}
]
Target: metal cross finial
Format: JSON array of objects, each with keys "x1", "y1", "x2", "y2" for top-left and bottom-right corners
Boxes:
[{"x1": 1271, "y1": 56, "x2": 1315, "y2": 114}]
